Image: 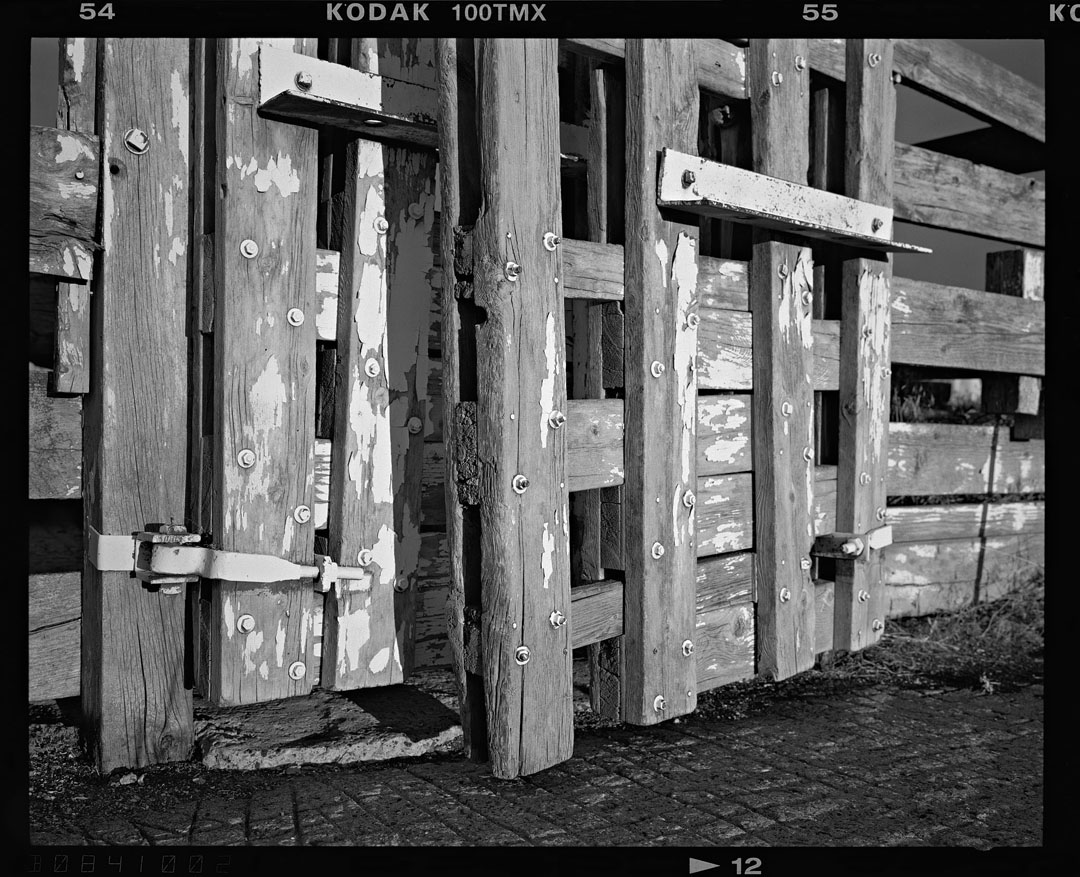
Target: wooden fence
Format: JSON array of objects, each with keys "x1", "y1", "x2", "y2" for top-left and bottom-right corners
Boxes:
[{"x1": 29, "y1": 37, "x2": 1044, "y2": 778}]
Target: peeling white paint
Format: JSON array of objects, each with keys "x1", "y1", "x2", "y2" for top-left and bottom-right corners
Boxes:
[
  {"x1": 242, "y1": 630, "x2": 264, "y2": 674},
  {"x1": 371, "y1": 523, "x2": 396, "y2": 587},
  {"x1": 275, "y1": 619, "x2": 286, "y2": 667},
  {"x1": 224, "y1": 596, "x2": 236, "y2": 640},
  {"x1": 539, "y1": 312, "x2": 558, "y2": 449},
  {"x1": 54, "y1": 132, "x2": 95, "y2": 164},
  {"x1": 170, "y1": 69, "x2": 189, "y2": 163},
  {"x1": 654, "y1": 239, "x2": 669, "y2": 288},
  {"x1": 339, "y1": 599, "x2": 372, "y2": 674},
  {"x1": 672, "y1": 233, "x2": 699, "y2": 489},
  {"x1": 369, "y1": 646, "x2": 391, "y2": 674},
  {"x1": 252, "y1": 153, "x2": 301, "y2": 197},
  {"x1": 541, "y1": 522, "x2": 555, "y2": 589},
  {"x1": 68, "y1": 39, "x2": 85, "y2": 83}
]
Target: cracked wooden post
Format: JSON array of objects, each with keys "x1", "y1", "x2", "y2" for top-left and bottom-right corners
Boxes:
[
  {"x1": 611, "y1": 38, "x2": 700, "y2": 725},
  {"x1": 208, "y1": 39, "x2": 318, "y2": 704},
  {"x1": 472, "y1": 38, "x2": 573, "y2": 777},
  {"x1": 81, "y1": 39, "x2": 192, "y2": 770},
  {"x1": 835, "y1": 39, "x2": 896, "y2": 652},
  {"x1": 748, "y1": 38, "x2": 817, "y2": 679}
]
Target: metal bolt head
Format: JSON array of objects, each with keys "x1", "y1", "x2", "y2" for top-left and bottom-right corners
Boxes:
[
  {"x1": 682, "y1": 490, "x2": 696, "y2": 509},
  {"x1": 871, "y1": 217, "x2": 884, "y2": 233},
  {"x1": 365, "y1": 358, "x2": 381, "y2": 378},
  {"x1": 542, "y1": 231, "x2": 561, "y2": 251},
  {"x1": 123, "y1": 127, "x2": 150, "y2": 155},
  {"x1": 803, "y1": 446, "x2": 814, "y2": 462},
  {"x1": 357, "y1": 549, "x2": 374, "y2": 567},
  {"x1": 239, "y1": 239, "x2": 259, "y2": 259},
  {"x1": 891, "y1": 71, "x2": 903, "y2": 84},
  {"x1": 778, "y1": 262, "x2": 789, "y2": 279},
  {"x1": 393, "y1": 578, "x2": 411, "y2": 593},
  {"x1": 504, "y1": 261, "x2": 521, "y2": 281},
  {"x1": 860, "y1": 472, "x2": 872, "y2": 486},
  {"x1": 653, "y1": 695, "x2": 667, "y2": 712},
  {"x1": 801, "y1": 289, "x2": 813, "y2": 306},
  {"x1": 876, "y1": 507, "x2": 887, "y2": 522},
  {"x1": 686, "y1": 312, "x2": 700, "y2": 329},
  {"x1": 800, "y1": 558, "x2": 812, "y2": 571},
  {"x1": 288, "y1": 661, "x2": 307, "y2": 680},
  {"x1": 868, "y1": 53, "x2": 882, "y2": 68},
  {"x1": 781, "y1": 402, "x2": 793, "y2": 417},
  {"x1": 549, "y1": 610, "x2": 567, "y2": 629},
  {"x1": 512, "y1": 474, "x2": 530, "y2": 494},
  {"x1": 237, "y1": 614, "x2": 256, "y2": 634},
  {"x1": 74, "y1": 170, "x2": 85, "y2": 180},
  {"x1": 779, "y1": 587, "x2": 792, "y2": 603},
  {"x1": 771, "y1": 71, "x2": 784, "y2": 86},
  {"x1": 237, "y1": 448, "x2": 256, "y2": 469},
  {"x1": 374, "y1": 216, "x2": 389, "y2": 234},
  {"x1": 650, "y1": 361, "x2": 666, "y2": 378},
  {"x1": 871, "y1": 618, "x2": 884, "y2": 632},
  {"x1": 294, "y1": 70, "x2": 314, "y2": 91},
  {"x1": 548, "y1": 410, "x2": 566, "y2": 430},
  {"x1": 841, "y1": 539, "x2": 864, "y2": 556},
  {"x1": 794, "y1": 55, "x2": 807, "y2": 71},
  {"x1": 286, "y1": 308, "x2": 305, "y2": 327},
  {"x1": 681, "y1": 169, "x2": 696, "y2": 188},
  {"x1": 407, "y1": 416, "x2": 424, "y2": 434},
  {"x1": 681, "y1": 639, "x2": 694, "y2": 657},
  {"x1": 858, "y1": 589, "x2": 870, "y2": 603},
  {"x1": 651, "y1": 542, "x2": 665, "y2": 559},
  {"x1": 293, "y1": 505, "x2": 311, "y2": 524},
  {"x1": 514, "y1": 646, "x2": 531, "y2": 665}
]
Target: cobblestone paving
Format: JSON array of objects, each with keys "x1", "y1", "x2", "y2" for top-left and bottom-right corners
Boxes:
[{"x1": 29, "y1": 684, "x2": 1042, "y2": 848}]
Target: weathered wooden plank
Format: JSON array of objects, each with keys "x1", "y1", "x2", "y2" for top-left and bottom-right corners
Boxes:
[
  {"x1": 30, "y1": 126, "x2": 98, "y2": 245},
  {"x1": 566, "y1": 399, "x2": 624, "y2": 491},
  {"x1": 748, "y1": 38, "x2": 816, "y2": 682},
  {"x1": 569, "y1": 580, "x2": 623, "y2": 650},
  {"x1": 914, "y1": 127, "x2": 1044, "y2": 176},
  {"x1": 893, "y1": 143, "x2": 1044, "y2": 247},
  {"x1": 697, "y1": 394, "x2": 752, "y2": 476},
  {"x1": 257, "y1": 46, "x2": 437, "y2": 147},
  {"x1": 887, "y1": 502, "x2": 1045, "y2": 543},
  {"x1": 696, "y1": 473, "x2": 754, "y2": 558},
  {"x1": 616, "y1": 38, "x2": 699, "y2": 725},
  {"x1": 835, "y1": 39, "x2": 896, "y2": 653},
  {"x1": 29, "y1": 367, "x2": 81, "y2": 500},
  {"x1": 471, "y1": 38, "x2": 572, "y2": 778},
  {"x1": 695, "y1": 550, "x2": 753, "y2": 614},
  {"x1": 29, "y1": 571, "x2": 82, "y2": 702},
  {"x1": 210, "y1": 38, "x2": 318, "y2": 705},
  {"x1": 695, "y1": 604, "x2": 755, "y2": 692},
  {"x1": 561, "y1": 239, "x2": 625, "y2": 300},
  {"x1": 81, "y1": 39, "x2": 192, "y2": 770},
  {"x1": 983, "y1": 249, "x2": 1044, "y2": 422},
  {"x1": 887, "y1": 423, "x2": 1044, "y2": 496},
  {"x1": 814, "y1": 579, "x2": 835, "y2": 655}
]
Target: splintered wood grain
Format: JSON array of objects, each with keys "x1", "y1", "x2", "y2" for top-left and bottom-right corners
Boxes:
[
  {"x1": 982, "y1": 249, "x2": 1044, "y2": 418},
  {"x1": 81, "y1": 39, "x2": 192, "y2": 771},
  {"x1": 472, "y1": 38, "x2": 572, "y2": 778},
  {"x1": 749, "y1": 37, "x2": 816, "y2": 681},
  {"x1": 835, "y1": 39, "x2": 895, "y2": 653},
  {"x1": 211, "y1": 38, "x2": 318, "y2": 706},
  {"x1": 29, "y1": 572, "x2": 81, "y2": 702},
  {"x1": 29, "y1": 367, "x2": 81, "y2": 499},
  {"x1": 617, "y1": 38, "x2": 700, "y2": 725}
]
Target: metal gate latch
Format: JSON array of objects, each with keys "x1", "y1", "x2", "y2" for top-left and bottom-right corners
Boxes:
[
  {"x1": 810, "y1": 525, "x2": 893, "y2": 560},
  {"x1": 89, "y1": 525, "x2": 374, "y2": 594}
]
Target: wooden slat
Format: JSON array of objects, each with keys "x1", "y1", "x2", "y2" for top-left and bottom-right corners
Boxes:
[
  {"x1": 983, "y1": 249, "x2": 1044, "y2": 425},
  {"x1": 914, "y1": 127, "x2": 1043, "y2": 175},
  {"x1": 893, "y1": 143, "x2": 1044, "y2": 247},
  {"x1": 696, "y1": 473, "x2": 754, "y2": 558},
  {"x1": 614, "y1": 38, "x2": 699, "y2": 725},
  {"x1": 887, "y1": 423, "x2": 1044, "y2": 496},
  {"x1": 748, "y1": 37, "x2": 816, "y2": 681},
  {"x1": 887, "y1": 502, "x2": 1045, "y2": 543},
  {"x1": 470, "y1": 38, "x2": 572, "y2": 778},
  {"x1": 561, "y1": 239, "x2": 625, "y2": 300},
  {"x1": 81, "y1": 39, "x2": 192, "y2": 770},
  {"x1": 697, "y1": 394, "x2": 752, "y2": 476},
  {"x1": 569, "y1": 580, "x2": 623, "y2": 650},
  {"x1": 695, "y1": 550, "x2": 753, "y2": 614},
  {"x1": 210, "y1": 38, "x2": 318, "y2": 705},
  {"x1": 52, "y1": 37, "x2": 97, "y2": 393},
  {"x1": 566, "y1": 399, "x2": 624, "y2": 491},
  {"x1": 29, "y1": 572, "x2": 81, "y2": 702},
  {"x1": 835, "y1": 39, "x2": 895, "y2": 653},
  {"x1": 695, "y1": 604, "x2": 755, "y2": 692},
  {"x1": 29, "y1": 367, "x2": 81, "y2": 500}
]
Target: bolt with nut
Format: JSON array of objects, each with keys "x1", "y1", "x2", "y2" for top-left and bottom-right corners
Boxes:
[
  {"x1": 237, "y1": 614, "x2": 256, "y2": 634},
  {"x1": 123, "y1": 128, "x2": 150, "y2": 155},
  {"x1": 237, "y1": 448, "x2": 256, "y2": 469},
  {"x1": 681, "y1": 169, "x2": 696, "y2": 188},
  {"x1": 512, "y1": 474, "x2": 529, "y2": 494},
  {"x1": 294, "y1": 71, "x2": 314, "y2": 91}
]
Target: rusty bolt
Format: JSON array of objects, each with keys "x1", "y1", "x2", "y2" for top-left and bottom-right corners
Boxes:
[
  {"x1": 237, "y1": 614, "x2": 256, "y2": 634},
  {"x1": 681, "y1": 169, "x2": 696, "y2": 188},
  {"x1": 681, "y1": 640, "x2": 694, "y2": 657},
  {"x1": 515, "y1": 646, "x2": 531, "y2": 665},
  {"x1": 123, "y1": 128, "x2": 150, "y2": 155},
  {"x1": 237, "y1": 448, "x2": 256, "y2": 469},
  {"x1": 872, "y1": 619, "x2": 884, "y2": 632},
  {"x1": 288, "y1": 661, "x2": 307, "y2": 680},
  {"x1": 872, "y1": 217, "x2": 884, "y2": 233},
  {"x1": 548, "y1": 410, "x2": 566, "y2": 430},
  {"x1": 779, "y1": 587, "x2": 792, "y2": 603},
  {"x1": 801, "y1": 558, "x2": 812, "y2": 571},
  {"x1": 543, "y1": 231, "x2": 561, "y2": 251},
  {"x1": 650, "y1": 361, "x2": 666, "y2": 378},
  {"x1": 365, "y1": 358, "x2": 381, "y2": 378},
  {"x1": 407, "y1": 416, "x2": 424, "y2": 434},
  {"x1": 653, "y1": 695, "x2": 667, "y2": 712},
  {"x1": 374, "y1": 216, "x2": 389, "y2": 234},
  {"x1": 239, "y1": 239, "x2": 259, "y2": 259},
  {"x1": 294, "y1": 70, "x2": 313, "y2": 91},
  {"x1": 771, "y1": 71, "x2": 784, "y2": 87},
  {"x1": 868, "y1": 52, "x2": 882, "y2": 68},
  {"x1": 794, "y1": 55, "x2": 807, "y2": 71},
  {"x1": 651, "y1": 542, "x2": 665, "y2": 559},
  {"x1": 858, "y1": 590, "x2": 870, "y2": 603},
  {"x1": 286, "y1": 308, "x2": 305, "y2": 327},
  {"x1": 293, "y1": 505, "x2": 311, "y2": 524},
  {"x1": 512, "y1": 474, "x2": 529, "y2": 494},
  {"x1": 781, "y1": 402, "x2": 793, "y2": 417},
  {"x1": 682, "y1": 490, "x2": 696, "y2": 509},
  {"x1": 549, "y1": 610, "x2": 566, "y2": 629},
  {"x1": 357, "y1": 549, "x2": 374, "y2": 567}
]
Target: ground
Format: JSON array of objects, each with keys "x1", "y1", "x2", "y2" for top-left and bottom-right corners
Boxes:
[{"x1": 25, "y1": 578, "x2": 1044, "y2": 850}]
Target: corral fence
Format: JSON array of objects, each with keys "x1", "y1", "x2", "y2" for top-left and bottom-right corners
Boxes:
[{"x1": 28, "y1": 37, "x2": 1044, "y2": 778}]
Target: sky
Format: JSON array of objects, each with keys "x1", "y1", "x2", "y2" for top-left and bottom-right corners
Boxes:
[{"x1": 28, "y1": 37, "x2": 1044, "y2": 290}]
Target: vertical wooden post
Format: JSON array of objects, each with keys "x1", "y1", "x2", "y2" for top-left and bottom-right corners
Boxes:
[
  {"x1": 748, "y1": 38, "x2": 816, "y2": 680},
  {"x1": 53, "y1": 38, "x2": 95, "y2": 395},
  {"x1": 617, "y1": 38, "x2": 699, "y2": 724},
  {"x1": 436, "y1": 37, "x2": 487, "y2": 762},
  {"x1": 471, "y1": 38, "x2": 573, "y2": 777},
  {"x1": 81, "y1": 39, "x2": 193, "y2": 770},
  {"x1": 209, "y1": 38, "x2": 319, "y2": 704},
  {"x1": 835, "y1": 39, "x2": 896, "y2": 652},
  {"x1": 984, "y1": 248, "x2": 1044, "y2": 439}
]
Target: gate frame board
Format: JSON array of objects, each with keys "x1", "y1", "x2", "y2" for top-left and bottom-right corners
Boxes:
[
  {"x1": 605, "y1": 38, "x2": 700, "y2": 725},
  {"x1": 81, "y1": 38, "x2": 193, "y2": 770},
  {"x1": 470, "y1": 38, "x2": 574, "y2": 778},
  {"x1": 208, "y1": 38, "x2": 319, "y2": 705},
  {"x1": 748, "y1": 38, "x2": 817, "y2": 680},
  {"x1": 835, "y1": 38, "x2": 896, "y2": 651}
]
